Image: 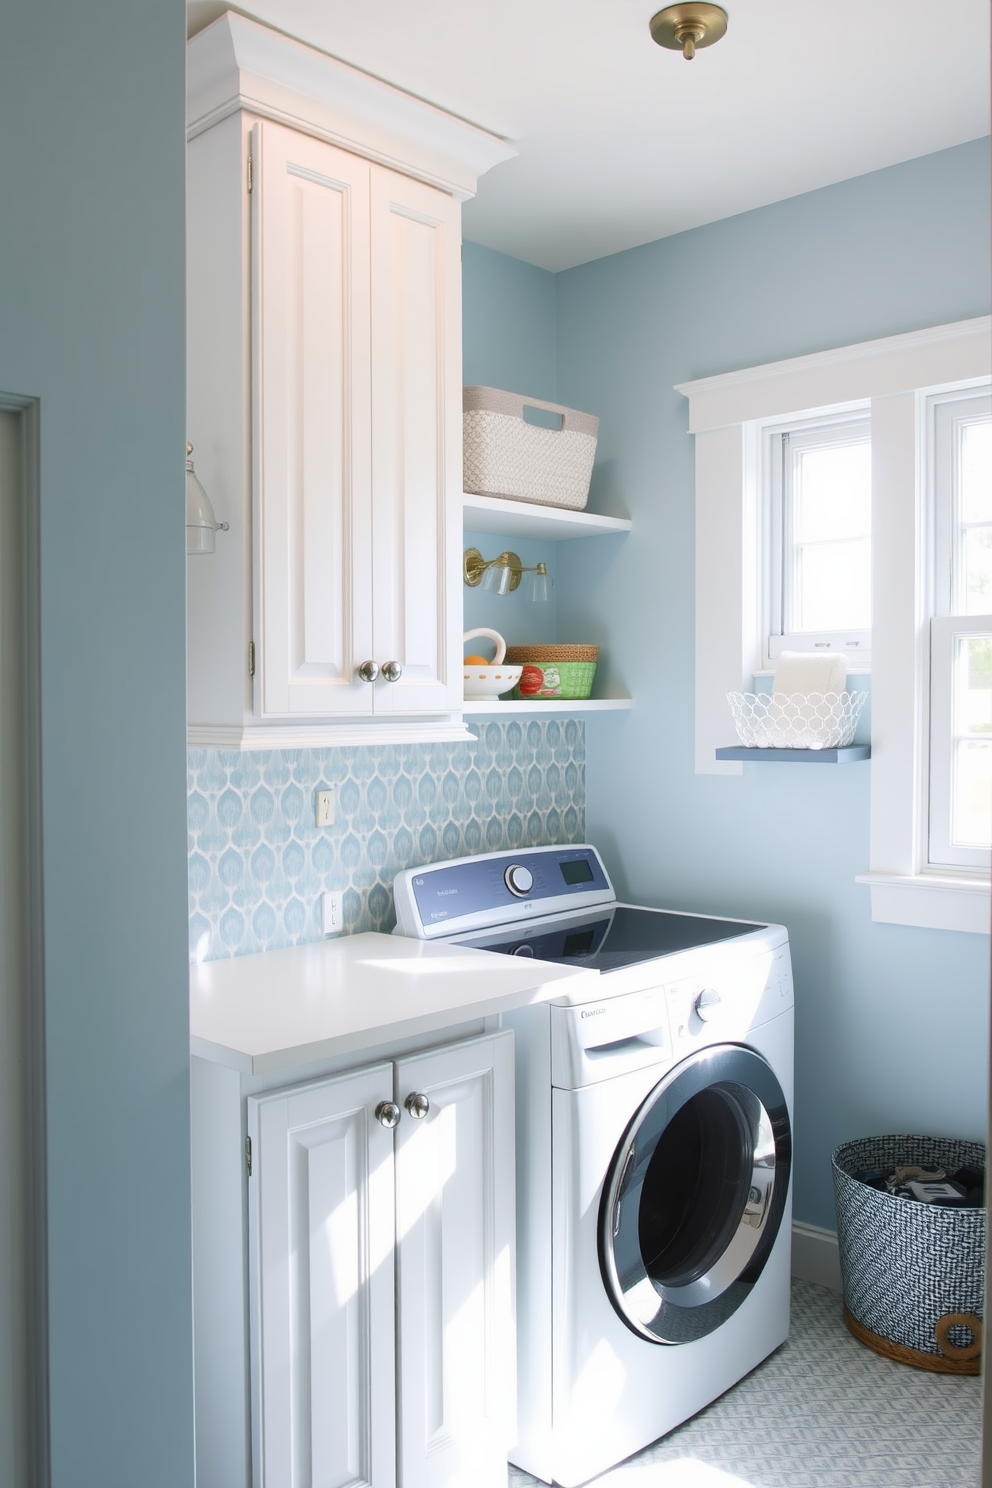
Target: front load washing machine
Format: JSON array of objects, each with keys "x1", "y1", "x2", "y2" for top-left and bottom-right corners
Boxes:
[{"x1": 394, "y1": 845, "x2": 794, "y2": 1487}]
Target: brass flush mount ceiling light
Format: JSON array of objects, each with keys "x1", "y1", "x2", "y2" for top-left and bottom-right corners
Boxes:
[{"x1": 649, "y1": 3, "x2": 728, "y2": 60}]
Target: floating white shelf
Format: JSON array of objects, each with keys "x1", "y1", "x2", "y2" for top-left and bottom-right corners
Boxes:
[
  {"x1": 715, "y1": 744, "x2": 870, "y2": 764},
  {"x1": 463, "y1": 697, "x2": 632, "y2": 716},
  {"x1": 463, "y1": 492, "x2": 631, "y2": 542}
]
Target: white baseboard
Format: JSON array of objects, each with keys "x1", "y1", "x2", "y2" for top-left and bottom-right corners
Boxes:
[{"x1": 791, "y1": 1220, "x2": 842, "y2": 1292}]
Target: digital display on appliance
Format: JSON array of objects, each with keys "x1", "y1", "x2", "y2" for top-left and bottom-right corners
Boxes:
[{"x1": 559, "y1": 859, "x2": 594, "y2": 886}]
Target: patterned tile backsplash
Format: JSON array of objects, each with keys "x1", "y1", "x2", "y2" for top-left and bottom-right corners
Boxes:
[{"x1": 188, "y1": 718, "x2": 585, "y2": 961}]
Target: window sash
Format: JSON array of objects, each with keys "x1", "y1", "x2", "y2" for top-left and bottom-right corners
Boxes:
[
  {"x1": 932, "y1": 391, "x2": 992, "y2": 619},
  {"x1": 765, "y1": 415, "x2": 871, "y2": 663},
  {"x1": 929, "y1": 615, "x2": 992, "y2": 873}
]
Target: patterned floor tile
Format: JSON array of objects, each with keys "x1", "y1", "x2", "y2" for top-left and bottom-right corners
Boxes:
[{"x1": 508, "y1": 1280, "x2": 980, "y2": 1488}]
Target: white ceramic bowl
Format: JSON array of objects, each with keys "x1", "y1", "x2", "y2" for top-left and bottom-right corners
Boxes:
[{"x1": 463, "y1": 665, "x2": 523, "y2": 700}]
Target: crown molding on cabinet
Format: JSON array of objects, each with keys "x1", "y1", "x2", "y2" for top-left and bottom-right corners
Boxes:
[
  {"x1": 676, "y1": 315, "x2": 992, "y2": 433},
  {"x1": 188, "y1": 719, "x2": 477, "y2": 751},
  {"x1": 187, "y1": 12, "x2": 516, "y2": 200}
]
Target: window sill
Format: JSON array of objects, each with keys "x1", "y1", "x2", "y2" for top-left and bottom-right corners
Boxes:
[{"x1": 855, "y1": 871, "x2": 990, "y2": 935}]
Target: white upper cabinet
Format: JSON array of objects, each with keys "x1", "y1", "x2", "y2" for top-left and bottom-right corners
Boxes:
[
  {"x1": 255, "y1": 124, "x2": 374, "y2": 719},
  {"x1": 186, "y1": 13, "x2": 513, "y2": 748},
  {"x1": 368, "y1": 169, "x2": 463, "y2": 718}
]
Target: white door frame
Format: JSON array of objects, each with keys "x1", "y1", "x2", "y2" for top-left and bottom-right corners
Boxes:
[{"x1": 0, "y1": 396, "x2": 48, "y2": 1487}]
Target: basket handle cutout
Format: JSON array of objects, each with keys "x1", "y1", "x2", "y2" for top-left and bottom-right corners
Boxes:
[
  {"x1": 934, "y1": 1312, "x2": 983, "y2": 1362},
  {"x1": 522, "y1": 404, "x2": 564, "y2": 431}
]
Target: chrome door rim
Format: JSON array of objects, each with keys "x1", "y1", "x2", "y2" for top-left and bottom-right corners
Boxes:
[{"x1": 599, "y1": 1043, "x2": 791, "y2": 1345}]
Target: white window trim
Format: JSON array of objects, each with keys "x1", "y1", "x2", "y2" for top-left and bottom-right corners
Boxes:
[{"x1": 677, "y1": 314, "x2": 992, "y2": 935}]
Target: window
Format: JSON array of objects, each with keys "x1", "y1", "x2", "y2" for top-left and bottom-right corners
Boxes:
[
  {"x1": 679, "y1": 314, "x2": 992, "y2": 933},
  {"x1": 764, "y1": 415, "x2": 871, "y2": 662},
  {"x1": 928, "y1": 391, "x2": 992, "y2": 873}
]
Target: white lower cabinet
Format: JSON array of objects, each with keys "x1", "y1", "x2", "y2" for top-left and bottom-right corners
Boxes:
[{"x1": 245, "y1": 1031, "x2": 515, "y2": 1488}]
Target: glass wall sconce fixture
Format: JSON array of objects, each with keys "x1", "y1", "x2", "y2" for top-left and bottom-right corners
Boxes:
[
  {"x1": 463, "y1": 547, "x2": 553, "y2": 602},
  {"x1": 649, "y1": 4, "x2": 727, "y2": 60},
  {"x1": 186, "y1": 442, "x2": 229, "y2": 555}
]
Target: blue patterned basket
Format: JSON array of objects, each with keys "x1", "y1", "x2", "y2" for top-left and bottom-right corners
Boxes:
[{"x1": 832, "y1": 1134, "x2": 986, "y2": 1373}]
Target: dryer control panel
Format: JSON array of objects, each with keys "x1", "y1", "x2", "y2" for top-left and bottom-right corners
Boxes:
[{"x1": 393, "y1": 844, "x2": 615, "y2": 939}]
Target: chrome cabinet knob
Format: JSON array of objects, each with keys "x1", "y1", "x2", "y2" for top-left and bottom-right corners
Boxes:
[
  {"x1": 358, "y1": 660, "x2": 380, "y2": 683},
  {"x1": 404, "y1": 1092, "x2": 430, "y2": 1119},
  {"x1": 375, "y1": 1100, "x2": 401, "y2": 1128},
  {"x1": 382, "y1": 660, "x2": 403, "y2": 683}
]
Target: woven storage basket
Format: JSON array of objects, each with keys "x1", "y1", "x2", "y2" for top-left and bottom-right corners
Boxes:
[
  {"x1": 832, "y1": 1135, "x2": 986, "y2": 1373},
  {"x1": 504, "y1": 645, "x2": 599, "y2": 701},
  {"x1": 463, "y1": 387, "x2": 599, "y2": 511}
]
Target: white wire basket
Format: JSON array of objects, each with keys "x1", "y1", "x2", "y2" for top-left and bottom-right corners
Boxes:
[{"x1": 727, "y1": 691, "x2": 868, "y2": 750}]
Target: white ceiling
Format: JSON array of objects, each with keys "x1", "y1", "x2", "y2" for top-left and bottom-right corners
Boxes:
[{"x1": 187, "y1": 1, "x2": 991, "y2": 272}]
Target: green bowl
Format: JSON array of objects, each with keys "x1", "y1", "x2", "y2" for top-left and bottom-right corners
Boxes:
[{"x1": 511, "y1": 660, "x2": 597, "y2": 701}]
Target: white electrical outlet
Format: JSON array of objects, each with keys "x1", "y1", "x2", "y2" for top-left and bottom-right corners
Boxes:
[
  {"x1": 315, "y1": 788, "x2": 336, "y2": 827},
  {"x1": 321, "y1": 890, "x2": 344, "y2": 936}
]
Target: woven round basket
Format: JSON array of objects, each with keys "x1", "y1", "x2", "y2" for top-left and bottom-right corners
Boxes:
[
  {"x1": 832, "y1": 1135, "x2": 986, "y2": 1374},
  {"x1": 504, "y1": 644, "x2": 599, "y2": 663}
]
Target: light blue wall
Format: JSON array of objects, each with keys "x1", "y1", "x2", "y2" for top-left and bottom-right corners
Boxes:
[
  {"x1": 464, "y1": 137, "x2": 992, "y2": 1230},
  {"x1": 550, "y1": 138, "x2": 992, "y2": 1229},
  {"x1": 463, "y1": 241, "x2": 557, "y2": 401},
  {"x1": 0, "y1": 4, "x2": 193, "y2": 1484}
]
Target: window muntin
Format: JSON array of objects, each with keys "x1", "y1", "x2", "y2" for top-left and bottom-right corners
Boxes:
[
  {"x1": 929, "y1": 390, "x2": 992, "y2": 873},
  {"x1": 765, "y1": 415, "x2": 871, "y2": 662}
]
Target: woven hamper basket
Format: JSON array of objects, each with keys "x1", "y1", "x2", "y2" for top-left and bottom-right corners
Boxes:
[{"x1": 832, "y1": 1134, "x2": 986, "y2": 1373}]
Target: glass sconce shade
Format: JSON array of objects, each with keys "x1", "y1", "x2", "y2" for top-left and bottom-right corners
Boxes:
[
  {"x1": 186, "y1": 443, "x2": 228, "y2": 555},
  {"x1": 481, "y1": 558, "x2": 513, "y2": 594},
  {"x1": 525, "y1": 563, "x2": 552, "y2": 602}
]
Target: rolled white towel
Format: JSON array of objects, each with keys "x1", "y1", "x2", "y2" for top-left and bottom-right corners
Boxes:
[
  {"x1": 768, "y1": 651, "x2": 850, "y2": 747},
  {"x1": 773, "y1": 651, "x2": 848, "y2": 698}
]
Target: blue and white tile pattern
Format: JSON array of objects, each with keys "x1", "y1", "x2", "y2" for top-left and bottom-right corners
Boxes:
[{"x1": 188, "y1": 719, "x2": 585, "y2": 961}]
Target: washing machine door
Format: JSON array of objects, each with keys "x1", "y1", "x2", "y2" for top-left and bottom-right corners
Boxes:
[{"x1": 599, "y1": 1043, "x2": 791, "y2": 1345}]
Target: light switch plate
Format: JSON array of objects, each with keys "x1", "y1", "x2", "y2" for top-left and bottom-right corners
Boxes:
[
  {"x1": 321, "y1": 890, "x2": 344, "y2": 936},
  {"x1": 316, "y1": 788, "x2": 336, "y2": 827}
]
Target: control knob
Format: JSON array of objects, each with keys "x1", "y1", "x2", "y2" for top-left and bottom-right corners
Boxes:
[
  {"x1": 693, "y1": 987, "x2": 722, "y2": 1022},
  {"x1": 504, "y1": 863, "x2": 534, "y2": 897}
]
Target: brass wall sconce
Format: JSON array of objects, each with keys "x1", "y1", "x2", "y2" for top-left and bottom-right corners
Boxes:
[
  {"x1": 463, "y1": 547, "x2": 552, "y2": 602},
  {"x1": 649, "y1": 4, "x2": 728, "y2": 60}
]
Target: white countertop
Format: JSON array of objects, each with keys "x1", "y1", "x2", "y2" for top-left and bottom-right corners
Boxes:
[{"x1": 189, "y1": 931, "x2": 597, "y2": 1074}]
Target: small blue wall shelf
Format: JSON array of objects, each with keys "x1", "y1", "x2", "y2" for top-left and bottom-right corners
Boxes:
[{"x1": 715, "y1": 745, "x2": 871, "y2": 764}]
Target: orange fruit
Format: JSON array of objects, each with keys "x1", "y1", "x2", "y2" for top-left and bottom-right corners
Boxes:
[{"x1": 463, "y1": 653, "x2": 490, "y2": 665}]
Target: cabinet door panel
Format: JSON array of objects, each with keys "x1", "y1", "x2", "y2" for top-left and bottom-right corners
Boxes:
[
  {"x1": 256, "y1": 123, "x2": 374, "y2": 717},
  {"x1": 394, "y1": 1034, "x2": 515, "y2": 1488},
  {"x1": 249, "y1": 1065, "x2": 396, "y2": 1488},
  {"x1": 369, "y1": 168, "x2": 462, "y2": 715}
]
